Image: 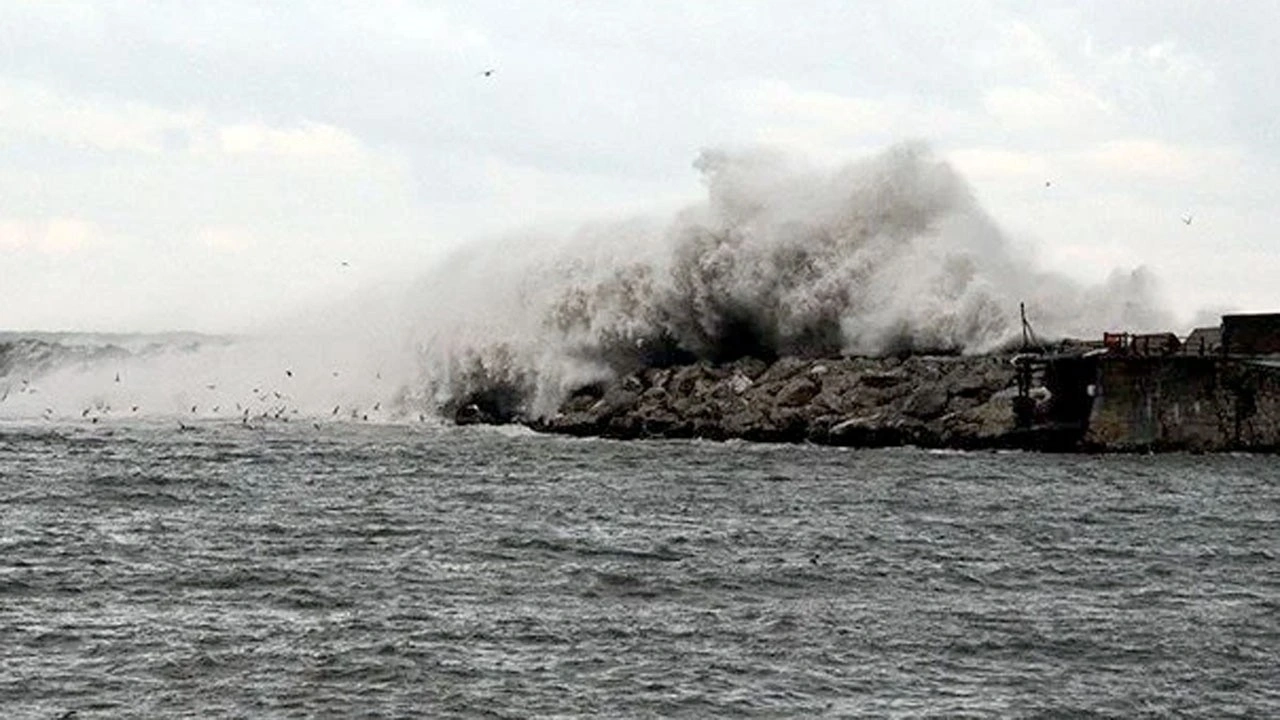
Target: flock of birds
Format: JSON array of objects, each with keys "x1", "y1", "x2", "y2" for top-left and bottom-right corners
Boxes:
[{"x1": 0, "y1": 366, "x2": 427, "y2": 430}]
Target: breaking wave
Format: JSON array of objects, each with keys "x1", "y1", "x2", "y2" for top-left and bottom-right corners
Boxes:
[
  {"x1": 411, "y1": 142, "x2": 1170, "y2": 416},
  {"x1": 1, "y1": 143, "x2": 1171, "y2": 421}
]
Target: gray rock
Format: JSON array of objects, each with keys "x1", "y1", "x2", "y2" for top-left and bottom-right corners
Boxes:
[
  {"x1": 903, "y1": 386, "x2": 950, "y2": 420},
  {"x1": 775, "y1": 376, "x2": 821, "y2": 407},
  {"x1": 528, "y1": 353, "x2": 1022, "y2": 449},
  {"x1": 861, "y1": 370, "x2": 907, "y2": 388}
]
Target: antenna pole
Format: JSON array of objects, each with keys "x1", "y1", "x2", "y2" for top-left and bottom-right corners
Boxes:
[{"x1": 1020, "y1": 302, "x2": 1029, "y2": 350}]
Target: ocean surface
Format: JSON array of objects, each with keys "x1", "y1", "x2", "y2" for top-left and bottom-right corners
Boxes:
[{"x1": 1, "y1": 420, "x2": 1276, "y2": 718}]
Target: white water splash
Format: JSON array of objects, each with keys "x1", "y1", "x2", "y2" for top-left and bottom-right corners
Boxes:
[
  {"x1": 407, "y1": 142, "x2": 1171, "y2": 415},
  {"x1": 1, "y1": 142, "x2": 1172, "y2": 421}
]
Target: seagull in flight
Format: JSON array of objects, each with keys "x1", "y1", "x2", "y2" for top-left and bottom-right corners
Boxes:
[
  {"x1": 480, "y1": 68, "x2": 495, "y2": 77},
  {"x1": 1181, "y1": 213, "x2": 1194, "y2": 225}
]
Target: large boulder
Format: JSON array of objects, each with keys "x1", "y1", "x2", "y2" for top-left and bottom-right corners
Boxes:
[
  {"x1": 903, "y1": 386, "x2": 950, "y2": 420},
  {"x1": 828, "y1": 413, "x2": 932, "y2": 447},
  {"x1": 934, "y1": 388, "x2": 1020, "y2": 448},
  {"x1": 775, "y1": 375, "x2": 821, "y2": 407}
]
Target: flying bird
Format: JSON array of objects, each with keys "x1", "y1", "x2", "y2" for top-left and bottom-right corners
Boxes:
[
  {"x1": 285, "y1": 370, "x2": 293, "y2": 378},
  {"x1": 480, "y1": 68, "x2": 495, "y2": 77},
  {"x1": 1181, "y1": 213, "x2": 1194, "y2": 225}
]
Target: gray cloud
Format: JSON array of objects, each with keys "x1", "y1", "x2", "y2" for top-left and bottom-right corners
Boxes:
[{"x1": 0, "y1": 1, "x2": 1278, "y2": 332}]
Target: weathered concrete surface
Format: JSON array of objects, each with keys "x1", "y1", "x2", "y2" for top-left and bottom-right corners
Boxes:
[
  {"x1": 525, "y1": 355, "x2": 1027, "y2": 449},
  {"x1": 1085, "y1": 357, "x2": 1280, "y2": 452}
]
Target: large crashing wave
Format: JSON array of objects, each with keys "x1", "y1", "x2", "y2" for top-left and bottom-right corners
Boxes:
[
  {"x1": 411, "y1": 142, "x2": 1171, "y2": 417},
  {"x1": 0, "y1": 143, "x2": 1171, "y2": 422}
]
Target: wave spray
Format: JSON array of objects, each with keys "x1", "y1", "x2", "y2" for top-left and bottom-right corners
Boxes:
[
  {"x1": 409, "y1": 142, "x2": 1170, "y2": 416},
  {"x1": 1, "y1": 143, "x2": 1170, "y2": 421}
]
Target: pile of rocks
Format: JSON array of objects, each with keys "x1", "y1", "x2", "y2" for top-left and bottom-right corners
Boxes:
[{"x1": 516, "y1": 354, "x2": 1024, "y2": 449}]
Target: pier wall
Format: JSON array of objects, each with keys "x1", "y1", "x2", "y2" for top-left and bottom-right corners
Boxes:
[{"x1": 1085, "y1": 357, "x2": 1280, "y2": 451}]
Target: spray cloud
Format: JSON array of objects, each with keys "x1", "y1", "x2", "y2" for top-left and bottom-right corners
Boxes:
[
  {"x1": 0, "y1": 143, "x2": 1171, "y2": 422},
  {"x1": 409, "y1": 142, "x2": 1171, "y2": 416}
]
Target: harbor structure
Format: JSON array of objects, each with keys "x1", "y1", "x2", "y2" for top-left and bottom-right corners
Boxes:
[{"x1": 1018, "y1": 313, "x2": 1280, "y2": 451}]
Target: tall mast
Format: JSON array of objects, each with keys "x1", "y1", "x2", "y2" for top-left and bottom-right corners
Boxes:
[{"x1": 1020, "y1": 302, "x2": 1030, "y2": 351}]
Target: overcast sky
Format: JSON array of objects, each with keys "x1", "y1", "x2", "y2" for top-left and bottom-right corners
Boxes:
[{"x1": 2, "y1": 1, "x2": 1278, "y2": 332}]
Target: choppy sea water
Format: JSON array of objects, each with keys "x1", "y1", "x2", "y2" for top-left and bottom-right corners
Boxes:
[{"x1": 0, "y1": 420, "x2": 1276, "y2": 719}]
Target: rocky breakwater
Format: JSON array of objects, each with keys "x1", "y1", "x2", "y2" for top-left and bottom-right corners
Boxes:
[{"x1": 515, "y1": 354, "x2": 1025, "y2": 449}]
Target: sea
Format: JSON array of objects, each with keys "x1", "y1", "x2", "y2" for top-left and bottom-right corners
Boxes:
[{"x1": 1, "y1": 420, "x2": 1276, "y2": 718}]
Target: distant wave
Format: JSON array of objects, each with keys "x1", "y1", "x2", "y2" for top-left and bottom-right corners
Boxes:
[{"x1": 0, "y1": 333, "x2": 424, "y2": 423}]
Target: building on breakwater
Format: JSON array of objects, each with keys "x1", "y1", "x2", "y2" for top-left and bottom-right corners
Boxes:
[{"x1": 1018, "y1": 312, "x2": 1280, "y2": 451}]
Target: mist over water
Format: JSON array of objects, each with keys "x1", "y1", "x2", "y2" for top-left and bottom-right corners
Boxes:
[
  {"x1": 0, "y1": 332, "x2": 428, "y2": 423},
  {"x1": 0, "y1": 280, "x2": 430, "y2": 422},
  {"x1": 2, "y1": 143, "x2": 1173, "y2": 420}
]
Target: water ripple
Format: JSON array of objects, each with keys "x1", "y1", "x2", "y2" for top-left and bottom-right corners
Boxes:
[{"x1": 0, "y1": 421, "x2": 1276, "y2": 718}]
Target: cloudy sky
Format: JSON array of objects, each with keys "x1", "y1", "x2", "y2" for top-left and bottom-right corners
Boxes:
[{"x1": 2, "y1": 1, "x2": 1278, "y2": 332}]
